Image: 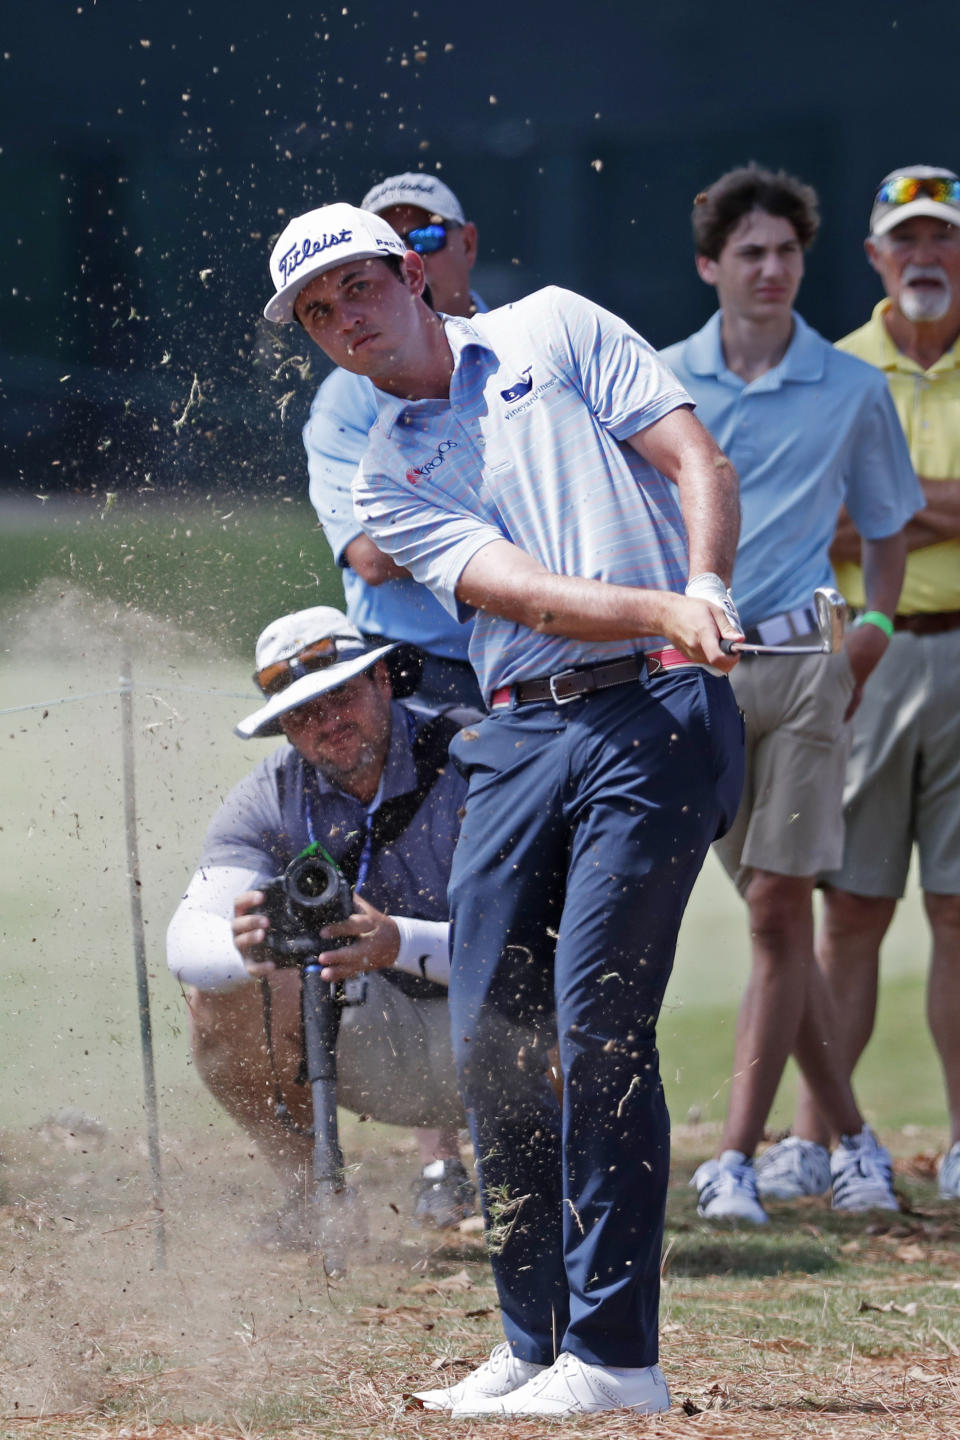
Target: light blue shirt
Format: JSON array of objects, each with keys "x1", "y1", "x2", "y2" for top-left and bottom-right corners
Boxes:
[
  {"x1": 303, "y1": 297, "x2": 486, "y2": 662},
  {"x1": 661, "y1": 312, "x2": 923, "y2": 628},
  {"x1": 354, "y1": 286, "x2": 692, "y2": 701}
]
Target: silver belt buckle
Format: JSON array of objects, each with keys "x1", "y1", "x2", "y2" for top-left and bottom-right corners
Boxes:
[{"x1": 548, "y1": 668, "x2": 582, "y2": 705}]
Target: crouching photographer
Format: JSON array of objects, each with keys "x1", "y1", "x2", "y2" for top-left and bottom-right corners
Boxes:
[{"x1": 166, "y1": 606, "x2": 477, "y2": 1249}]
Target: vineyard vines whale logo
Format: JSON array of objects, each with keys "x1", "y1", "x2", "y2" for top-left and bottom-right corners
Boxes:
[
  {"x1": 277, "y1": 228, "x2": 355, "y2": 284},
  {"x1": 500, "y1": 367, "x2": 533, "y2": 402},
  {"x1": 406, "y1": 439, "x2": 460, "y2": 484}
]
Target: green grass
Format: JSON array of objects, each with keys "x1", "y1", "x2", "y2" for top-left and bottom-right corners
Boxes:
[
  {"x1": 0, "y1": 493, "x2": 342, "y2": 657},
  {"x1": 662, "y1": 971, "x2": 944, "y2": 1136}
]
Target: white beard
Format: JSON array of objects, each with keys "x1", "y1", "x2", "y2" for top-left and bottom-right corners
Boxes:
[{"x1": 899, "y1": 264, "x2": 952, "y2": 322}]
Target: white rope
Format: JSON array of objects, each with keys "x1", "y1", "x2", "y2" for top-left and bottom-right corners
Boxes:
[{"x1": 0, "y1": 682, "x2": 252, "y2": 716}]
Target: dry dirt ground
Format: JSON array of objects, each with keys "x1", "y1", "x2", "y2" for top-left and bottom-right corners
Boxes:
[{"x1": 2, "y1": 1118, "x2": 960, "y2": 1440}]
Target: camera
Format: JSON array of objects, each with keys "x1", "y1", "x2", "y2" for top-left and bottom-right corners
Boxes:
[{"x1": 258, "y1": 850, "x2": 354, "y2": 964}]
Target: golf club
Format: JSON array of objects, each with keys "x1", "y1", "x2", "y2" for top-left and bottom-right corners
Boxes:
[{"x1": 720, "y1": 586, "x2": 847, "y2": 656}]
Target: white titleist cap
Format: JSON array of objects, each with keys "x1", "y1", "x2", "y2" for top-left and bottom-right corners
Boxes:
[
  {"x1": 263, "y1": 202, "x2": 407, "y2": 324},
  {"x1": 869, "y1": 166, "x2": 960, "y2": 237},
  {"x1": 361, "y1": 172, "x2": 465, "y2": 225}
]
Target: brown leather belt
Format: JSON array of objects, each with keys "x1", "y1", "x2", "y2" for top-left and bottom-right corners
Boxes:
[
  {"x1": 893, "y1": 610, "x2": 960, "y2": 636},
  {"x1": 489, "y1": 648, "x2": 693, "y2": 709}
]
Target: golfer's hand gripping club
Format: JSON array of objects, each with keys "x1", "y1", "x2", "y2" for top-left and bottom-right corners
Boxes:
[{"x1": 719, "y1": 587, "x2": 847, "y2": 657}]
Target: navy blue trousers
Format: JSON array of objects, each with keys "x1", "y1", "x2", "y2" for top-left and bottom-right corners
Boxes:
[{"x1": 447, "y1": 669, "x2": 744, "y2": 1368}]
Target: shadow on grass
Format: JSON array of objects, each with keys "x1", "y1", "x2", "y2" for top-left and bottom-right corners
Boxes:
[{"x1": 664, "y1": 1232, "x2": 837, "y2": 1277}]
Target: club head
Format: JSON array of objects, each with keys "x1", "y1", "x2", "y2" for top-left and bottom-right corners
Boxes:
[{"x1": 814, "y1": 586, "x2": 847, "y2": 653}]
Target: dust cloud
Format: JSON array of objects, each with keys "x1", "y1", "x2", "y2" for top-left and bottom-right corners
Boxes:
[{"x1": 1, "y1": 582, "x2": 483, "y2": 1421}]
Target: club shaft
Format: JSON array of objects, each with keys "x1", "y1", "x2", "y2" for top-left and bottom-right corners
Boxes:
[{"x1": 721, "y1": 641, "x2": 828, "y2": 655}]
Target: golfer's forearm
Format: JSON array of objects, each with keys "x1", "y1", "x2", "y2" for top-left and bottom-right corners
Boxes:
[
  {"x1": 675, "y1": 457, "x2": 740, "y2": 583},
  {"x1": 860, "y1": 531, "x2": 907, "y2": 618},
  {"x1": 625, "y1": 408, "x2": 740, "y2": 582},
  {"x1": 456, "y1": 542, "x2": 678, "y2": 640}
]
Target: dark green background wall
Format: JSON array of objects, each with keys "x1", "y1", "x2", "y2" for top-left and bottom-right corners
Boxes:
[{"x1": 3, "y1": 0, "x2": 957, "y2": 493}]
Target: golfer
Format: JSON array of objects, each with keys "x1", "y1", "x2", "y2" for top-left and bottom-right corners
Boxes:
[
  {"x1": 166, "y1": 606, "x2": 477, "y2": 1242},
  {"x1": 262, "y1": 202, "x2": 745, "y2": 1416}
]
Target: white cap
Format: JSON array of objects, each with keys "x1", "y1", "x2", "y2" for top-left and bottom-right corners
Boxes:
[
  {"x1": 870, "y1": 166, "x2": 960, "y2": 237},
  {"x1": 236, "y1": 606, "x2": 397, "y2": 739},
  {"x1": 263, "y1": 202, "x2": 407, "y2": 324},
  {"x1": 361, "y1": 172, "x2": 465, "y2": 225}
]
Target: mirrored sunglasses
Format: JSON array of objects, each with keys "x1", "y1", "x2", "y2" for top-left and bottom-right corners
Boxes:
[
  {"x1": 399, "y1": 221, "x2": 459, "y2": 255},
  {"x1": 254, "y1": 637, "x2": 364, "y2": 696},
  {"x1": 876, "y1": 175, "x2": 960, "y2": 209}
]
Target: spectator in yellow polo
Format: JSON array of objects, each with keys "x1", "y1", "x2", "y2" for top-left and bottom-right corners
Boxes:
[{"x1": 758, "y1": 166, "x2": 960, "y2": 1206}]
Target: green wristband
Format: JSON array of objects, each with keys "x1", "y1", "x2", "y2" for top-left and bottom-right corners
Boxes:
[{"x1": 855, "y1": 610, "x2": 894, "y2": 639}]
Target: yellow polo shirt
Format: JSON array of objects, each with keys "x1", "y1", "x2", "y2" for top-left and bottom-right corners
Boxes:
[{"x1": 834, "y1": 300, "x2": 960, "y2": 613}]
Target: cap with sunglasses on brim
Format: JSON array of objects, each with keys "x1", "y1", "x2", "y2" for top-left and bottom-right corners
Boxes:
[
  {"x1": 263, "y1": 202, "x2": 407, "y2": 325},
  {"x1": 235, "y1": 606, "x2": 422, "y2": 740},
  {"x1": 870, "y1": 165, "x2": 960, "y2": 237}
]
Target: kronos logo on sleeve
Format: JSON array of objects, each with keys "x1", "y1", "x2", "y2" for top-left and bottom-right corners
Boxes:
[
  {"x1": 405, "y1": 439, "x2": 460, "y2": 484},
  {"x1": 278, "y1": 228, "x2": 354, "y2": 285}
]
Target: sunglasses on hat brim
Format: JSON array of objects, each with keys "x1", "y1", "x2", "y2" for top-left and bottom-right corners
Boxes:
[
  {"x1": 875, "y1": 176, "x2": 960, "y2": 209},
  {"x1": 254, "y1": 637, "x2": 367, "y2": 696}
]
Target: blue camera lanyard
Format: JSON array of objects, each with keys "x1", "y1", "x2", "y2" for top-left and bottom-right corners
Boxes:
[{"x1": 303, "y1": 708, "x2": 416, "y2": 894}]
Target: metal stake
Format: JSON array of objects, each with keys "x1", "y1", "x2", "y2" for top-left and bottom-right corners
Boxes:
[{"x1": 119, "y1": 646, "x2": 166, "y2": 1268}]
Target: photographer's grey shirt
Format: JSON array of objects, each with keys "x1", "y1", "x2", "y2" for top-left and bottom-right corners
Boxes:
[
  {"x1": 200, "y1": 701, "x2": 465, "y2": 927},
  {"x1": 167, "y1": 701, "x2": 467, "y2": 993}
]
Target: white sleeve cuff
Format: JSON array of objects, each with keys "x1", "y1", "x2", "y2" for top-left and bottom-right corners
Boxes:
[{"x1": 391, "y1": 916, "x2": 451, "y2": 987}]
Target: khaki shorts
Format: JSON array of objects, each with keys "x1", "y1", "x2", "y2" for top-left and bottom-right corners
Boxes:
[
  {"x1": 336, "y1": 974, "x2": 464, "y2": 1130},
  {"x1": 822, "y1": 627, "x2": 960, "y2": 899},
  {"x1": 714, "y1": 642, "x2": 855, "y2": 892}
]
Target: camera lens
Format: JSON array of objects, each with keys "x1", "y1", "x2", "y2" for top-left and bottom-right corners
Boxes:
[{"x1": 287, "y1": 856, "x2": 339, "y2": 908}]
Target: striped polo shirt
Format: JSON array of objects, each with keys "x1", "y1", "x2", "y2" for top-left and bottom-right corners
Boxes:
[{"x1": 354, "y1": 286, "x2": 692, "y2": 700}]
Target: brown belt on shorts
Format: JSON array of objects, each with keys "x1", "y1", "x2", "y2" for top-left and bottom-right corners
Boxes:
[{"x1": 893, "y1": 610, "x2": 960, "y2": 636}]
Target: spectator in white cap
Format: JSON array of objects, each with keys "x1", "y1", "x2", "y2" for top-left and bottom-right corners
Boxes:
[
  {"x1": 299, "y1": 174, "x2": 490, "y2": 712},
  {"x1": 166, "y1": 604, "x2": 478, "y2": 1245}
]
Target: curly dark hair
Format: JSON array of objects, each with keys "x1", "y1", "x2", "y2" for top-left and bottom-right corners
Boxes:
[{"x1": 692, "y1": 164, "x2": 820, "y2": 259}]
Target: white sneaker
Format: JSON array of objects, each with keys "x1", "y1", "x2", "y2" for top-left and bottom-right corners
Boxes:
[
  {"x1": 452, "y1": 1351, "x2": 670, "y2": 1417},
  {"x1": 409, "y1": 1341, "x2": 545, "y2": 1411},
  {"x1": 692, "y1": 1150, "x2": 768, "y2": 1224},
  {"x1": 755, "y1": 1136, "x2": 831, "y2": 1200},
  {"x1": 830, "y1": 1125, "x2": 898, "y2": 1213},
  {"x1": 938, "y1": 1142, "x2": 960, "y2": 1199}
]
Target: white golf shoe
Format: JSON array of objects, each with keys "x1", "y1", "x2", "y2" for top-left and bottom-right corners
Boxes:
[
  {"x1": 938, "y1": 1141, "x2": 960, "y2": 1199},
  {"x1": 755, "y1": 1136, "x2": 831, "y2": 1200},
  {"x1": 408, "y1": 1341, "x2": 545, "y2": 1411},
  {"x1": 830, "y1": 1125, "x2": 898, "y2": 1213},
  {"x1": 692, "y1": 1150, "x2": 769, "y2": 1224},
  {"x1": 452, "y1": 1350, "x2": 671, "y2": 1417}
]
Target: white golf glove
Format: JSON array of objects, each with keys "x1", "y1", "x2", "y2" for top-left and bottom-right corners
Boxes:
[{"x1": 685, "y1": 572, "x2": 743, "y2": 633}]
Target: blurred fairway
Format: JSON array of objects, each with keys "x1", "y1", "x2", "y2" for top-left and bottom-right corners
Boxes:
[
  {"x1": 0, "y1": 491, "x2": 337, "y2": 658},
  {"x1": 0, "y1": 495, "x2": 944, "y2": 1145}
]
